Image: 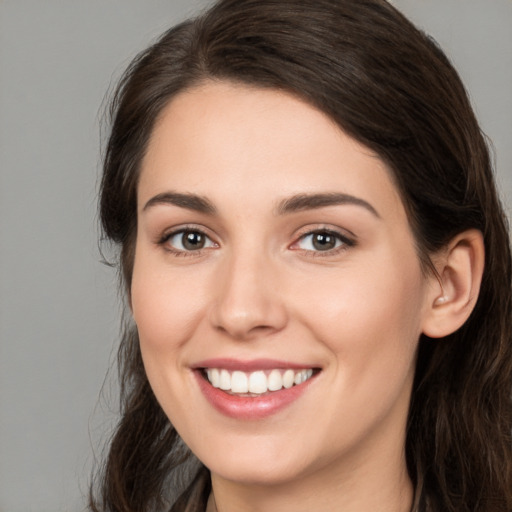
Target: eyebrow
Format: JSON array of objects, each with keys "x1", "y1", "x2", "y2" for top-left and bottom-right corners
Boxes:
[
  {"x1": 276, "y1": 193, "x2": 380, "y2": 218},
  {"x1": 142, "y1": 191, "x2": 379, "y2": 218},
  {"x1": 143, "y1": 192, "x2": 217, "y2": 215}
]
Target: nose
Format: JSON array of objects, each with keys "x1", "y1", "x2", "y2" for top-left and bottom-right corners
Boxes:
[{"x1": 209, "y1": 250, "x2": 288, "y2": 340}]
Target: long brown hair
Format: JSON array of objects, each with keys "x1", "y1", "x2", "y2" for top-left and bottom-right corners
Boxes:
[{"x1": 91, "y1": 1, "x2": 512, "y2": 510}]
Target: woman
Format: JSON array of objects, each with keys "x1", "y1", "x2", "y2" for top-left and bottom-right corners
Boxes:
[{"x1": 91, "y1": 0, "x2": 512, "y2": 511}]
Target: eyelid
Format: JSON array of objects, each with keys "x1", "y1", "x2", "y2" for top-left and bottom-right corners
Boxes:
[
  {"x1": 155, "y1": 223, "x2": 355, "y2": 257},
  {"x1": 289, "y1": 226, "x2": 356, "y2": 255},
  {"x1": 157, "y1": 224, "x2": 219, "y2": 255}
]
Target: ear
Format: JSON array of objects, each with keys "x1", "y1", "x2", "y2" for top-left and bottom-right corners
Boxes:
[{"x1": 422, "y1": 229, "x2": 485, "y2": 338}]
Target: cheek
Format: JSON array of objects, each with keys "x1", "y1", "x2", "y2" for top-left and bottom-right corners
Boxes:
[
  {"x1": 129, "y1": 249, "x2": 209, "y2": 419},
  {"x1": 305, "y1": 256, "x2": 425, "y2": 448},
  {"x1": 293, "y1": 248, "x2": 425, "y2": 383},
  {"x1": 130, "y1": 250, "x2": 207, "y2": 357}
]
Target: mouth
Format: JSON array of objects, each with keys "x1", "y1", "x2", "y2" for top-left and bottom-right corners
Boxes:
[
  {"x1": 192, "y1": 360, "x2": 321, "y2": 419},
  {"x1": 202, "y1": 367, "x2": 316, "y2": 396}
]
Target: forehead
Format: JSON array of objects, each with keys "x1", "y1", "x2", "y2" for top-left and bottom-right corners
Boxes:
[{"x1": 138, "y1": 81, "x2": 405, "y2": 221}]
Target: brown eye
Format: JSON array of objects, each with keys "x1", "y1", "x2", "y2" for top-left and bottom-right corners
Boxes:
[
  {"x1": 294, "y1": 230, "x2": 353, "y2": 253},
  {"x1": 165, "y1": 229, "x2": 216, "y2": 253},
  {"x1": 311, "y1": 232, "x2": 337, "y2": 251},
  {"x1": 182, "y1": 231, "x2": 206, "y2": 250}
]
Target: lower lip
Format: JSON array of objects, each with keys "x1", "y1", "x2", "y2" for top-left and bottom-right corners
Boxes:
[{"x1": 194, "y1": 371, "x2": 316, "y2": 420}]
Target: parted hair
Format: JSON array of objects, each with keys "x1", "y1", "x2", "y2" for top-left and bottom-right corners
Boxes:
[{"x1": 91, "y1": 1, "x2": 512, "y2": 511}]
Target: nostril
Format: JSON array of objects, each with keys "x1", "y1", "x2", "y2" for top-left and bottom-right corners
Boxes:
[
  {"x1": 209, "y1": 298, "x2": 288, "y2": 340},
  {"x1": 213, "y1": 321, "x2": 282, "y2": 340}
]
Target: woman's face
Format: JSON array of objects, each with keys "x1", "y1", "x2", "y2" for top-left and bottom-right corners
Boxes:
[{"x1": 132, "y1": 82, "x2": 435, "y2": 487}]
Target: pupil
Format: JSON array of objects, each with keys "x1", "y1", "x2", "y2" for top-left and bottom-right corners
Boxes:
[
  {"x1": 183, "y1": 231, "x2": 204, "y2": 250},
  {"x1": 313, "y1": 232, "x2": 335, "y2": 251}
]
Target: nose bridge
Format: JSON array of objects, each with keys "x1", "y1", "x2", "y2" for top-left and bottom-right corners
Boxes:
[{"x1": 209, "y1": 242, "x2": 287, "y2": 339}]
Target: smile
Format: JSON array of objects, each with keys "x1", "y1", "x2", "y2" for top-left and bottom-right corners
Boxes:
[
  {"x1": 205, "y1": 368, "x2": 315, "y2": 395},
  {"x1": 193, "y1": 360, "x2": 321, "y2": 419}
]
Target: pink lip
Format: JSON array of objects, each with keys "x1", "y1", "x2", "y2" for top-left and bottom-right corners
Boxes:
[
  {"x1": 192, "y1": 359, "x2": 319, "y2": 420},
  {"x1": 192, "y1": 358, "x2": 312, "y2": 372}
]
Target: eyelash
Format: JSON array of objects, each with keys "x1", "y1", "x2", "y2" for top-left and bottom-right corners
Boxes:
[
  {"x1": 291, "y1": 228, "x2": 356, "y2": 257},
  {"x1": 157, "y1": 226, "x2": 356, "y2": 257},
  {"x1": 158, "y1": 226, "x2": 217, "y2": 257}
]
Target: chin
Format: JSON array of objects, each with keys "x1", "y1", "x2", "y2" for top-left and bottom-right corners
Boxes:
[
  {"x1": 193, "y1": 434, "x2": 328, "y2": 488},
  {"x1": 208, "y1": 458, "x2": 303, "y2": 486}
]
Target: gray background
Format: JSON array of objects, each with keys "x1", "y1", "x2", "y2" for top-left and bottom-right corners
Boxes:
[{"x1": 0, "y1": 1, "x2": 510, "y2": 511}]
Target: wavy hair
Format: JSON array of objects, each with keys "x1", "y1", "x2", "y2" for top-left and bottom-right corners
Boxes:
[{"x1": 91, "y1": 1, "x2": 512, "y2": 510}]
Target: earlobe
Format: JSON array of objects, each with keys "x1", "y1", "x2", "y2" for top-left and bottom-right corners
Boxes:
[{"x1": 422, "y1": 229, "x2": 485, "y2": 339}]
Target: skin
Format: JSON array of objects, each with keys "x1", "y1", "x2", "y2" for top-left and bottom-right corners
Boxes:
[{"x1": 131, "y1": 81, "x2": 445, "y2": 512}]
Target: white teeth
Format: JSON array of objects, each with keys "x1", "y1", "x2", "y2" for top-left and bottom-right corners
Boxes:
[
  {"x1": 248, "y1": 371, "x2": 267, "y2": 394},
  {"x1": 219, "y1": 369, "x2": 231, "y2": 390},
  {"x1": 204, "y1": 367, "x2": 315, "y2": 395},
  {"x1": 267, "y1": 369, "x2": 283, "y2": 391},
  {"x1": 295, "y1": 369, "x2": 310, "y2": 385},
  {"x1": 283, "y1": 369, "x2": 294, "y2": 389},
  {"x1": 209, "y1": 368, "x2": 220, "y2": 388},
  {"x1": 231, "y1": 371, "x2": 249, "y2": 393}
]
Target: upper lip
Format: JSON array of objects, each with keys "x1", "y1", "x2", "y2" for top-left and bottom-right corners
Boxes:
[{"x1": 191, "y1": 358, "x2": 319, "y2": 372}]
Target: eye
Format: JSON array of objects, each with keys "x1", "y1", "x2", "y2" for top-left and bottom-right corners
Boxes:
[
  {"x1": 293, "y1": 230, "x2": 353, "y2": 253},
  {"x1": 163, "y1": 229, "x2": 217, "y2": 253}
]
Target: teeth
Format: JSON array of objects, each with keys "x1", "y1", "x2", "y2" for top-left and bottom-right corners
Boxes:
[
  {"x1": 231, "y1": 371, "x2": 248, "y2": 393},
  {"x1": 205, "y1": 368, "x2": 314, "y2": 395},
  {"x1": 268, "y1": 369, "x2": 283, "y2": 391},
  {"x1": 294, "y1": 369, "x2": 309, "y2": 385},
  {"x1": 209, "y1": 368, "x2": 220, "y2": 388},
  {"x1": 219, "y1": 369, "x2": 231, "y2": 390},
  {"x1": 248, "y1": 371, "x2": 267, "y2": 394},
  {"x1": 283, "y1": 369, "x2": 295, "y2": 389}
]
